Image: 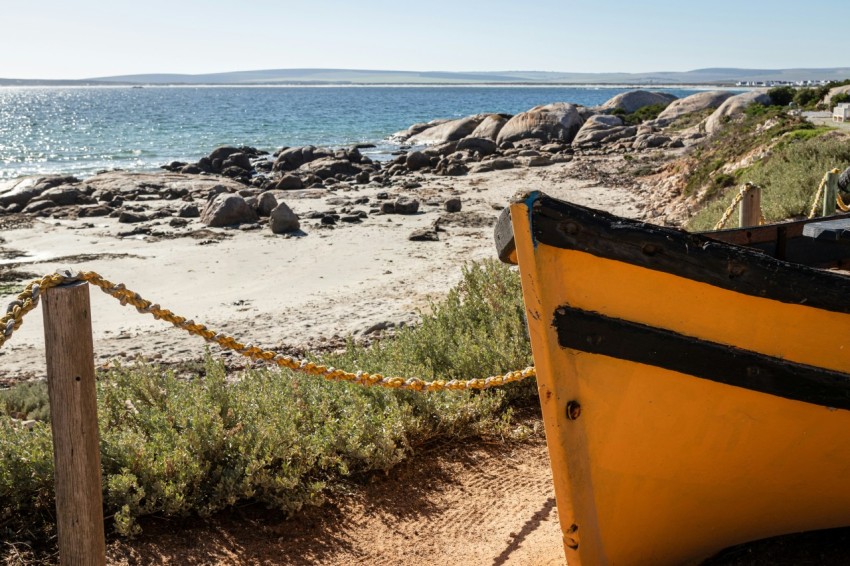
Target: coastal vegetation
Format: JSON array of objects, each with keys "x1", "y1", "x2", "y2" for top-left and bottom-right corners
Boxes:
[
  {"x1": 0, "y1": 261, "x2": 534, "y2": 549},
  {"x1": 610, "y1": 102, "x2": 670, "y2": 125},
  {"x1": 674, "y1": 100, "x2": 850, "y2": 230},
  {"x1": 769, "y1": 79, "x2": 850, "y2": 110}
]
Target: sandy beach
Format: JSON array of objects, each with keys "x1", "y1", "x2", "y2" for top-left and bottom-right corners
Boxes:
[{"x1": 0, "y1": 156, "x2": 645, "y2": 383}]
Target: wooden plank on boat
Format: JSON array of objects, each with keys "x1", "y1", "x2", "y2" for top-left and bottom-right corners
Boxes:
[
  {"x1": 531, "y1": 194, "x2": 850, "y2": 314},
  {"x1": 554, "y1": 305, "x2": 850, "y2": 411},
  {"x1": 803, "y1": 217, "x2": 850, "y2": 241}
]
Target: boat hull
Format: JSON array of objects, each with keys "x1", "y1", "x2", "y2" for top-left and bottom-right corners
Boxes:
[{"x1": 506, "y1": 192, "x2": 850, "y2": 565}]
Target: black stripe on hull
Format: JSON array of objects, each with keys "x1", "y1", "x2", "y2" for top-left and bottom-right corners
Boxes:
[
  {"x1": 554, "y1": 306, "x2": 850, "y2": 412},
  {"x1": 531, "y1": 194, "x2": 850, "y2": 314}
]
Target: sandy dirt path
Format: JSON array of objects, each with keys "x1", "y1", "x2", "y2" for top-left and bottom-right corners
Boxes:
[{"x1": 107, "y1": 430, "x2": 565, "y2": 566}]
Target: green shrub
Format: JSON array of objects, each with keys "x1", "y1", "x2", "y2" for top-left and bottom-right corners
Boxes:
[
  {"x1": 831, "y1": 92, "x2": 850, "y2": 109},
  {"x1": 768, "y1": 86, "x2": 795, "y2": 107},
  {"x1": 793, "y1": 88, "x2": 821, "y2": 109},
  {"x1": 683, "y1": 107, "x2": 807, "y2": 197},
  {"x1": 687, "y1": 133, "x2": 850, "y2": 230},
  {"x1": 611, "y1": 103, "x2": 670, "y2": 125},
  {"x1": 325, "y1": 260, "x2": 534, "y2": 403},
  {"x1": 0, "y1": 260, "x2": 534, "y2": 548},
  {"x1": 0, "y1": 381, "x2": 50, "y2": 422},
  {"x1": 744, "y1": 103, "x2": 771, "y2": 118}
]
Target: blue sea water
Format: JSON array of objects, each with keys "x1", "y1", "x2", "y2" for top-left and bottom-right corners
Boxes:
[{"x1": 0, "y1": 85, "x2": 711, "y2": 180}]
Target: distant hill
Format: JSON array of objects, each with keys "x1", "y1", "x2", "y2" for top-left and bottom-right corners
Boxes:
[{"x1": 3, "y1": 67, "x2": 850, "y2": 86}]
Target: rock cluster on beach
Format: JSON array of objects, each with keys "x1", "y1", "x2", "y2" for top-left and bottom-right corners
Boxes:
[{"x1": 0, "y1": 89, "x2": 770, "y2": 241}]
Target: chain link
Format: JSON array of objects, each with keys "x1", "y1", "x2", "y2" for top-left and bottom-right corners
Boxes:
[{"x1": 1, "y1": 271, "x2": 535, "y2": 392}]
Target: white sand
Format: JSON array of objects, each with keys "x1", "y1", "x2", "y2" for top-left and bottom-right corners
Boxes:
[{"x1": 0, "y1": 159, "x2": 644, "y2": 381}]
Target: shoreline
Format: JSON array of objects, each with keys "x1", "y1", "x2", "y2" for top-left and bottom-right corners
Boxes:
[{"x1": 0, "y1": 157, "x2": 649, "y2": 384}]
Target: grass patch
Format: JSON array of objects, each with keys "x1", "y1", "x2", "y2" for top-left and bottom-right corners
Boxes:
[
  {"x1": 611, "y1": 103, "x2": 670, "y2": 125},
  {"x1": 682, "y1": 106, "x2": 806, "y2": 199},
  {"x1": 0, "y1": 260, "x2": 534, "y2": 550},
  {"x1": 666, "y1": 108, "x2": 715, "y2": 131},
  {"x1": 687, "y1": 132, "x2": 850, "y2": 230}
]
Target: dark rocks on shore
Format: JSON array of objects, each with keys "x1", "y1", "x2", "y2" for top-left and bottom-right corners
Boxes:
[
  {"x1": 573, "y1": 115, "x2": 637, "y2": 149},
  {"x1": 394, "y1": 196, "x2": 420, "y2": 215},
  {"x1": 497, "y1": 103, "x2": 585, "y2": 145},
  {"x1": 409, "y1": 228, "x2": 439, "y2": 241},
  {"x1": 408, "y1": 115, "x2": 485, "y2": 145},
  {"x1": 599, "y1": 90, "x2": 677, "y2": 114},
  {"x1": 178, "y1": 203, "x2": 200, "y2": 218},
  {"x1": 201, "y1": 193, "x2": 259, "y2": 227},
  {"x1": 445, "y1": 198, "x2": 462, "y2": 213},
  {"x1": 269, "y1": 202, "x2": 300, "y2": 233}
]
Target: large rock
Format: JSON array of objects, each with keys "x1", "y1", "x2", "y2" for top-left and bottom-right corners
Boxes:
[
  {"x1": 297, "y1": 157, "x2": 361, "y2": 179},
  {"x1": 652, "y1": 90, "x2": 735, "y2": 126},
  {"x1": 394, "y1": 196, "x2": 420, "y2": 214},
  {"x1": 36, "y1": 186, "x2": 93, "y2": 206},
  {"x1": 470, "y1": 114, "x2": 511, "y2": 140},
  {"x1": 200, "y1": 193, "x2": 258, "y2": 227},
  {"x1": 257, "y1": 191, "x2": 283, "y2": 216},
  {"x1": 0, "y1": 175, "x2": 78, "y2": 207},
  {"x1": 273, "y1": 146, "x2": 331, "y2": 172},
  {"x1": 269, "y1": 202, "x2": 300, "y2": 233},
  {"x1": 391, "y1": 119, "x2": 451, "y2": 142},
  {"x1": 456, "y1": 137, "x2": 498, "y2": 156},
  {"x1": 69, "y1": 171, "x2": 246, "y2": 198},
  {"x1": 704, "y1": 90, "x2": 772, "y2": 134},
  {"x1": 221, "y1": 152, "x2": 252, "y2": 171},
  {"x1": 408, "y1": 115, "x2": 484, "y2": 144},
  {"x1": 496, "y1": 103, "x2": 585, "y2": 145},
  {"x1": 572, "y1": 115, "x2": 636, "y2": 148},
  {"x1": 276, "y1": 174, "x2": 304, "y2": 190},
  {"x1": 405, "y1": 151, "x2": 432, "y2": 171},
  {"x1": 599, "y1": 90, "x2": 677, "y2": 113}
]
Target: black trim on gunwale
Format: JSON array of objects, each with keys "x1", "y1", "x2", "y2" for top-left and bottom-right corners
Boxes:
[
  {"x1": 555, "y1": 306, "x2": 850, "y2": 411},
  {"x1": 531, "y1": 194, "x2": 850, "y2": 314}
]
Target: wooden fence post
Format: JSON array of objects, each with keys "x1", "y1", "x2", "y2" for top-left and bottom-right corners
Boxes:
[
  {"x1": 739, "y1": 184, "x2": 762, "y2": 228},
  {"x1": 823, "y1": 170, "x2": 840, "y2": 218},
  {"x1": 42, "y1": 280, "x2": 106, "y2": 566}
]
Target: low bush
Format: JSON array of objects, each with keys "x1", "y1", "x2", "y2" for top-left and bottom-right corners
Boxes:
[
  {"x1": 0, "y1": 260, "x2": 533, "y2": 548},
  {"x1": 686, "y1": 133, "x2": 850, "y2": 230},
  {"x1": 768, "y1": 86, "x2": 795, "y2": 107},
  {"x1": 831, "y1": 92, "x2": 850, "y2": 109},
  {"x1": 611, "y1": 103, "x2": 669, "y2": 125},
  {"x1": 683, "y1": 106, "x2": 792, "y2": 197}
]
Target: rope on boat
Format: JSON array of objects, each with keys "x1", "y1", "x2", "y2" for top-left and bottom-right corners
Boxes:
[{"x1": 1, "y1": 271, "x2": 535, "y2": 392}]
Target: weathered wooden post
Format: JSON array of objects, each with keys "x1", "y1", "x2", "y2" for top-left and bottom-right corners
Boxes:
[
  {"x1": 823, "y1": 170, "x2": 840, "y2": 218},
  {"x1": 42, "y1": 280, "x2": 106, "y2": 566},
  {"x1": 739, "y1": 183, "x2": 762, "y2": 228}
]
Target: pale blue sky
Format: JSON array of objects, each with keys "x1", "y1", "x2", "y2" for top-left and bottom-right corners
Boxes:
[{"x1": 1, "y1": 0, "x2": 847, "y2": 79}]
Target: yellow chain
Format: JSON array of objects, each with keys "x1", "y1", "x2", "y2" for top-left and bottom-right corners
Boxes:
[{"x1": 1, "y1": 271, "x2": 535, "y2": 392}]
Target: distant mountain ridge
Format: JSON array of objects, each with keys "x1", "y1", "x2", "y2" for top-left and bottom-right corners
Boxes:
[{"x1": 2, "y1": 67, "x2": 850, "y2": 86}]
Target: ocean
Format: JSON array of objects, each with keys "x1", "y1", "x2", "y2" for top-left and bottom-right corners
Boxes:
[{"x1": 0, "y1": 85, "x2": 711, "y2": 180}]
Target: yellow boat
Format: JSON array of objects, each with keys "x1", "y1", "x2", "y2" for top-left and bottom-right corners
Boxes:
[{"x1": 497, "y1": 191, "x2": 850, "y2": 565}]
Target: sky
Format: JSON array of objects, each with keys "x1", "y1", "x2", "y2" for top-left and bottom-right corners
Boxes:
[{"x1": 1, "y1": 0, "x2": 848, "y2": 79}]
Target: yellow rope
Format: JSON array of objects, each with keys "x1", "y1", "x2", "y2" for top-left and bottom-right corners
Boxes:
[
  {"x1": 838, "y1": 191, "x2": 850, "y2": 213},
  {"x1": 808, "y1": 169, "x2": 842, "y2": 219},
  {"x1": 1, "y1": 271, "x2": 535, "y2": 392},
  {"x1": 713, "y1": 184, "x2": 751, "y2": 231}
]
